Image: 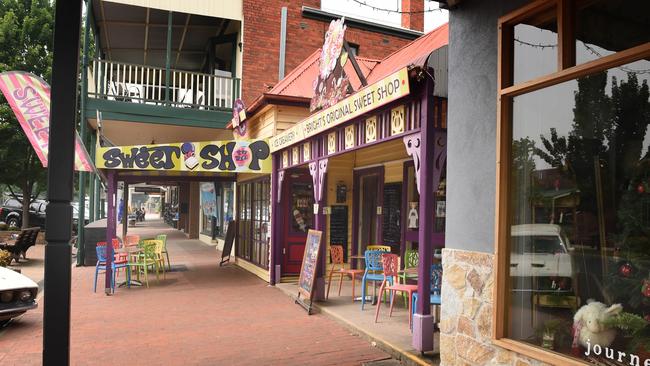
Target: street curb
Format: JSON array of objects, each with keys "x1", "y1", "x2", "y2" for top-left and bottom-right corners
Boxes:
[{"x1": 273, "y1": 284, "x2": 438, "y2": 366}]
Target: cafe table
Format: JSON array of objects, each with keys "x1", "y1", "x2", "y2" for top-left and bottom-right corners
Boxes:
[{"x1": 116, "y1": 246, "x2": 144, "y2": 287}]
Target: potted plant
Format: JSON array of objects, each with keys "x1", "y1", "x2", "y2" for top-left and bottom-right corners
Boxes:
[{"x1": 536, "y1": 319, "x2": 572, "y2": 350}]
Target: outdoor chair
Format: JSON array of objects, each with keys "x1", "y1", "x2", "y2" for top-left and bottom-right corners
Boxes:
[
  {"x1": 400, "y1": 249, "x2": 419, "y2": 304},
  {"x1": 153, "y1": 239, "x2": 166, "y2": 279},
  {"x1": 366, "y1": 244, "x2": 391, "y2": 252},
  {"x1": 94, "y1": 244, "x2": 130, "y2": 293},
  {"x1": 361, "y1": 250, "x2": 391, "y2": 310},
  {"x1": 129, "y1": 240, "x2": 160, "y2": 288},
  {"x1": 124, "y1": 234, "x2": 140, "y2": 247},
  {"x1": 412, "y1": 264, "x2": 443, "y2": 325},
  {"x1": 326, "y1": 245, "x2": 364, "y2": 301},
  {"x1": 155, "y1": 234, "x2": 170, "y2": 270},
  {"x1": 375, "y1": 253, "x2": 418, "y2": 328}
]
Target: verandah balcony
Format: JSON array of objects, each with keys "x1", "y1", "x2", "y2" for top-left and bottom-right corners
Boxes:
[{"x1": 88, "y1": 58, "x2": 240, "y2": 111}]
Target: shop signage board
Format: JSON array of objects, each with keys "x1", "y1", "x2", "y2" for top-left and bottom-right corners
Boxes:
[
  {"x1": 96, "y1": 139, "x2": 271, "y2": 174},
  {"x1": 296, "y1": 229, "x2": 323, "y2": 314},
  {"x1": 0, "y1": 71, "x2": 94, "y2": 171},
  {"x1": 134, "y1": 187, "x2": 161, "y2": 194},
  {"x1": 269, "y1": 67, "x2": 410, "y2": 153},
  {"x1": 329, "y1": 205, "x2": 348, "y2": 262}
]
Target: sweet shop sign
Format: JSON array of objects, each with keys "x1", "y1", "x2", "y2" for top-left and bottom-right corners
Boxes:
[{"x1": 96, "y1": 139, "x2": 271, "y2": 173}]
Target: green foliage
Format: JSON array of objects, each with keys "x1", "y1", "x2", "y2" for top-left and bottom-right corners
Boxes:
[
  {"x1": 0, "y1": 0, "x2": 54, "y2": 228},
  {"x1": 602, "y1": 312, "x2": 649, "y2": 337},
  {"x1": 0, "y1": 249, "x2": 11, "y2": 266}
]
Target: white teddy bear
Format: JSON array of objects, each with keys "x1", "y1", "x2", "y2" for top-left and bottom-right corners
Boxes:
[{"x1": 573, "y1": 299, "x2": 623, "y2": 348}]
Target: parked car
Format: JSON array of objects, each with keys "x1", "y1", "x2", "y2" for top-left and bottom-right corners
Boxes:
[
  {"x1": 0, "y1": 198, "x2": 47, "y2": 229},
  {"x1": 510, "y1": 224, "x2": 575, "y2": 286},
  {"x1": 0, "y1": 266, "x2": 38, "y2": 326}
]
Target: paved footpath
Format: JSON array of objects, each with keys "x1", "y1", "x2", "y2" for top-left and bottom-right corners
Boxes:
[{"x1": 0, "y1": 220, "x2": 390, "y2": 365}]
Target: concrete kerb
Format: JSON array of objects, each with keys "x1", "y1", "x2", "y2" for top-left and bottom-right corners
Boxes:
[{"x1": 273, "y1": 284, "x2": 437, "y2": 366}]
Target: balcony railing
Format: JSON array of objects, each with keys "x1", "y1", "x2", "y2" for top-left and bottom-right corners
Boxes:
[{"x1": 88, "y1": 58, "x2": 240, "y2": 111}]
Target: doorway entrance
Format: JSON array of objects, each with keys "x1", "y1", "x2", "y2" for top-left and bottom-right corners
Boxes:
[
  {"x1": 282, "y1": 169, "x2": 314, "y2": 275},
  {"x1": 354, "y1": 167, "x2": 384, "y2": 255}
]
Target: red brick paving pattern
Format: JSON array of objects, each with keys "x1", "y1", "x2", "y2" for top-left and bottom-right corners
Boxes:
[{"x1": 0, "y1": 224, "x2": 389, "y2": 365}]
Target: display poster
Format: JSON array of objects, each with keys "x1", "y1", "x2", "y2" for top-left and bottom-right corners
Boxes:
[
  {"x1": 298, "y1": 230, "x2": 323, "y2": 301},
  {"x1": 269, "y1": 67, "x2": 410, "y2": 152},
  {"x1": 96, "y1": 139, "x2": 271, "y2": 173},
  {"x1": 0, "y1": 71, "x2": 94, "y2": 171},
  {"x1": 329, "y1": 205, "x2": 348, "y2": 262},
  {"x1": 382, "y1": 183, "x2": 402, "y2": 247},
  {"x1": 200, "y1": 182, "x2": 216, "y2": 217}
]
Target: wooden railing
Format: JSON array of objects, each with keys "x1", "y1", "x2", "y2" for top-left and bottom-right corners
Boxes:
[{"x1": 88, "y1": 58, "x2": 240, "y2": 111}]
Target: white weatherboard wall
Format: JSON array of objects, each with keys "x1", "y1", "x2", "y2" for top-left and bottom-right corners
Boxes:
[{"x1": 103, "y1": 0, "x2": 243, "y2": 21}]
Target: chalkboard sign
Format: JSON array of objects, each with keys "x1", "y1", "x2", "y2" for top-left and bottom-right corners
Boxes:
[
  {"x1": 382, "y1": 183, "x2": 402, "y2": 248},
  {"x1": 220, "y1": 220, "x2": 235, "y2": 266},
  {"x1": 329, "y1": 205, "x2": 348, "y2": 262},
  {"x1": 297, "y1": 230, "x2": 323, "y2": 305}
]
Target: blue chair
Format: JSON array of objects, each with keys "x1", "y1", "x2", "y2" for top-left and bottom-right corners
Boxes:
[
  {"x1": 94, "y1": 245, "x2": 130, "y2": 293},
  {"x1": 361, "y1": 250, "x2": 393, "y2": 310},
  {"x1": 412, "y1": 264, "x2": 443, "y2": 319}
]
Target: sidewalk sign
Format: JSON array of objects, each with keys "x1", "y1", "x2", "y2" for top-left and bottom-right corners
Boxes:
[{"x1": 296, "y1": 229, "x2": 323, "y2": 315}]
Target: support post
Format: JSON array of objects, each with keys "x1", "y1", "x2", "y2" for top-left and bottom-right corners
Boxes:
[
  {"x1": 270, "y1": 154, "x2": 280, "y2": 285},
  {"x1": 43, "y1": 0, "x2": 82, "y2": 363},
  {"x1": 76, "y1": 0, "x2": 92, "y2": 266},
  {"x1": 88, "y1": 132, "x2": 96, "y2": 222},
  {"x1": 278, "y1": 7, "x2": 287, "y2": 80},
  {"x1": 413, "y1": 77, "x2": 435, "y2": 353},
  {"x1": 105, "y1": 171, "x2": 116, "y2": 295},
  {"x1": 122, "y1": 183, "x2": 129, "y2": 238},
  {"x1": 165, "y1": 11, "x2": 172, "y2": 104}
]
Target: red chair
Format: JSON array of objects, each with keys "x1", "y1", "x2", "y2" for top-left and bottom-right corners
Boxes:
[
  {"x1": 124, "y1": 234, "x2": 140, "y2": 247},
  {"x1": 97, "y1": 240, "x2": 128, "y2": 276},
  {"x1": 375, "y1": 253, "x2": 418, "y2": 329},
  {"x1": 326, "y1": 245, "x2": 365, "y2": 301}
]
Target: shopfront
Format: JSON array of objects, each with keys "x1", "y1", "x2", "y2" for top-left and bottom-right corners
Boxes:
[
  {"x1": 442, "y1": 0, "x2": 650, "y2": 365},
  {"x1": 269, "y1": 23, "x2": 449, "y2": 351}
]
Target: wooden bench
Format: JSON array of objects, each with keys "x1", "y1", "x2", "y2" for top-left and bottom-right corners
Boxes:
[{"x1": 0, "y1": 227, "x2": 40, "y2": 264}]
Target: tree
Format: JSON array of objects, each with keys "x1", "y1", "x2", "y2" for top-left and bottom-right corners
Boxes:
[{"x1": 0, "y1": 0, "x2": 53, "y2": 228}]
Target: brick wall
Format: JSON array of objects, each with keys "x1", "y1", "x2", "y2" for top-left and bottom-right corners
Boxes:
[
  {"x1": 401, "y1": 0, "x2": 424, "y2": 31},
  {"x1": 242, "y1": 0, "x2": 420, "y2": 105}
]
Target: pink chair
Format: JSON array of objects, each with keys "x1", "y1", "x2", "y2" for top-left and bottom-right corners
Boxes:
[
  {"x1": 326, "y1": 245, "x2": 365, "y2": 301},
  {"x1": 124, "y1": 234, "x2": 140, "y2": 247},
  {"x1": 375, "y1": 253, "x2": 418, "y2": 329}
]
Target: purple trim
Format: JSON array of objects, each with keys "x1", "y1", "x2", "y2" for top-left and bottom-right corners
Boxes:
[
  {"x1": 416, "y1": 80, "x2": 434, "y2": 319},
  {"x1": 317, "y1": 159, "x2": 328, "y2": 202},
  {"x1": 104, "y1": 170, "x2": 116, "y2": 293},
  {"x1": 399, "y1": 161, "x2": 413, "y2": 268},
  {"x1": 403, "y1": 132, "x2": 422, "y2": 194},
  {"x1": 432, "y1": 131, "x2": 447, "y2": 199},
  {"x1": 277, "y1": 170, "x2": 285, "y2": 203}
]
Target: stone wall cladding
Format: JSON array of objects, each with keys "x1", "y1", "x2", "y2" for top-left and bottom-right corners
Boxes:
[{"x1": 440, "y1": 248, "x2": 551, "y2": 366}]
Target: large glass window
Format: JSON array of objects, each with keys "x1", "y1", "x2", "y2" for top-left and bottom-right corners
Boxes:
[
  {"x1": 508, "y1": 63, "x2": 650, "y2": 361},
  {"x1": 236, "y1": 178, "x2": 271, "y2": 269}
]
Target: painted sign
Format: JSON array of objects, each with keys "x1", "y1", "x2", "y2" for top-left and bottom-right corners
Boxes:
[
  {"x1": 96, "y1": 139, "x2": 271, "y2": 173},
  {"x1": 0, "y1": 71, "x2": 94, "y2": 171},
  {"x1": 231, "y1": 98, "x2": 247, "y2": 138},
  {"x1": 298, "y1": 229, "x2": 323, "y2": 301},
  {"x1": 269, "y1": 67, "x2": 410, "y2": 153},
  {"x1": 311, "y1": 18, "x2": 350, "y2": 112},
  {"x1": 200, "y1": 182, "x2": 216, "y2": 217}
]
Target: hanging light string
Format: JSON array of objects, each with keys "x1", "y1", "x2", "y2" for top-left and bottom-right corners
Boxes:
[
  {"x1": 514, "y1": 38, "x2": 650, "y2": 75},
  {"x1": 349, "y1": 0, "x2": 445, "y2": 14}
]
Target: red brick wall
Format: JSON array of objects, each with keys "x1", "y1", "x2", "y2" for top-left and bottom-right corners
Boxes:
[
  {"x1": 242, "y1": 0, "x2": 419, "y2": 105},
  {"x1": 401, "y1": 0, "x2": 424, "y2": 31}
]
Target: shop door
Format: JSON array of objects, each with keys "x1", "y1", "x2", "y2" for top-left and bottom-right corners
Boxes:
[
  {"x1": 282, "y1": 170, "x2": 314, "y2": 275},
  {"x1": 354, "y1": 167, "x2": 384, "y2": 255}
]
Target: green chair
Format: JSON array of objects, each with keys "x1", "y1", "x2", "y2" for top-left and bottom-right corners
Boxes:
[
  {"x1": 155, "y1": 234, "x2": 171, "y2": 270},
  {"x1": 129, "y1": 240, "x2": 160, "y2": 288},
  {"x1": 400, "y1": 249, "x2": 419, "y2": 305}
]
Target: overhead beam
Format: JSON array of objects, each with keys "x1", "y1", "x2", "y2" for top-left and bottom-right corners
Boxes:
[
  {"x1": 98, "y1": 0, "x2": 112, "y2": 60},
  {"x1": 99, "y1": 20, "x2": 218, "y2": 30},
  {"x1": 110, "y1": 48, "x2": 205, "y2": 54},
  {"x1": 175, "y1": 14, "x2": 191, "y2": 68}
]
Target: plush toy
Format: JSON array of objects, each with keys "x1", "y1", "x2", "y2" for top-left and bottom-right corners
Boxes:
[{"x1": 573, "y1": 299, "x2": 623, "y2": 348}]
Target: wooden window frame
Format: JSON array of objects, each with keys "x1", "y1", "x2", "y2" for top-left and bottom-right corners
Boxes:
[{"x1": 494, "y1": 1, "x2": 650, "y2": 365}]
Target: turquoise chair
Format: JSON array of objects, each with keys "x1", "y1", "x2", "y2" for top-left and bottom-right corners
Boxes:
[{"x1": 361, "y1": 250, "x2": 393, "y2": 310}]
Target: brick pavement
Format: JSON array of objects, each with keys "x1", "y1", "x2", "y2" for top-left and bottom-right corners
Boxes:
[{"x1": 0, "y1": 220, "x2": 390, "y2": 365}]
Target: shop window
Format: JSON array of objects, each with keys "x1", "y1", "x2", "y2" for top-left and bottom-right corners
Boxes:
[
  {"x1": 499, "y1": 2, "x2": 650, "y2": 363},
  {"x1": 236, "y1": 179, "x2": 271, "y2": 269},
  {"x1": 513, "y1": 2, "x2": 557, "y2": 85}
]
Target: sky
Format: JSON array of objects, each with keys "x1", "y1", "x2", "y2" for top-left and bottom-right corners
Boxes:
[{"x1": 321, "y1": 0, "x2": 449, "y2": 32}]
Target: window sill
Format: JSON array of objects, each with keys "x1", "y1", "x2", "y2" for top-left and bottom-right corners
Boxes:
[{"x1": 492, "y1": 338, "x2": 588, "y2": 365}]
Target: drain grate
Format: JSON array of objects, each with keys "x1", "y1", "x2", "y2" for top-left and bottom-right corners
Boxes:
[{"x1": 168, "y1": 264, "x2": 188, "y2": 272}]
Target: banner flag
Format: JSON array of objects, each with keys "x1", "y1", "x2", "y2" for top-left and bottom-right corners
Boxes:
[{"x1": 0, "y1": 71, "x2": 94, "y2": 172}]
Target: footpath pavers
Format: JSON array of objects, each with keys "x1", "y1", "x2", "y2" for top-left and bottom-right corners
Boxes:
[{"x1": 0, "y1": 220, "x2": 390, "y2": 365}]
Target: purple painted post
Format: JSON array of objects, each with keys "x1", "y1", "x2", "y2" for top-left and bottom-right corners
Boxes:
[
  {"x1": 413, "y1": 78, "x2": 435, "y2": 352},
  {"x1": 104, "y1": 170, "x2": 117, "y2": 295},
  {"x1": 270, "y1": 154, "x2": 279, "y2": 285}
]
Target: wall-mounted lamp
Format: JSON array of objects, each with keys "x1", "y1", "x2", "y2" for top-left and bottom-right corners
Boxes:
[{"x1": 238, "y1": 42, "x2": 243, "y2": 52}]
